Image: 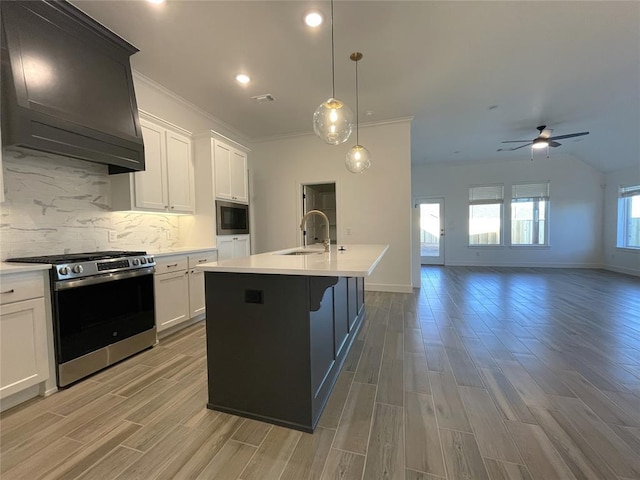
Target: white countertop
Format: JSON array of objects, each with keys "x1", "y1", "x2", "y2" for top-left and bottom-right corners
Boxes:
[
  {"x1": 147, "y1": 246, "x2": 217, "y2": 258},
  {"x1": 197, "y1": 244, "x2": 389, "y2": 277},
  {"x1": 0, "y1": 263, "x2": 53, "y2": 274}
]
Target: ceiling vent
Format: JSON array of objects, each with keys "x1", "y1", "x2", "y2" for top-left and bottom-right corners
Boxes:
[{"x1": 251, "y1": 94, "x2": 275, "y2": 103}]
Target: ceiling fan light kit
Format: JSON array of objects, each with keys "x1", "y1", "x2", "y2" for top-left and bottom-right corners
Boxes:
[
  {"x1": 499, "y1": 125, "x2": 590, "y2": 160},
  {"x1": 313, "y1": 0, "x2": 354, "y2": 145}
]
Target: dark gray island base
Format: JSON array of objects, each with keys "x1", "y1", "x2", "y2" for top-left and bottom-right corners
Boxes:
[{"x1": 204, "y1": 272, "x2": 365, "y2": 432}]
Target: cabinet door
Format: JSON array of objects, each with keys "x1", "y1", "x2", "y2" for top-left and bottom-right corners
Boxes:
[
  {"x1": 189, "y1": 269, "x2": 206, "y2": 318},
  {"x1": 233, "y1": 235, "x2": 251, "y2": 258},
  {"x1": 0, "y1": 298, "x2": 49, "y2": 399},
  {"x1": 134, "y1": 119, "x2": 168, "y2": 211},
  {"x1": 230, "y1": 150, "x2": 248, "y2": 203},
  {"x1": 214, "y1": 141, "x2": 232, "y2": 200},
  {"x1": 154, "y1": 270, "x2": 189, "y2": 332},
  {"x1": 166, "y1": 130, "x2": 194, "y2": 213},
  {"x1": 216, "y1": 236, "x2": 234, "y2": 261}
]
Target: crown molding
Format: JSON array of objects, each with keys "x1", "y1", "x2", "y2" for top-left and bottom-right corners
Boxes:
[
  {"x1": 252, "y1": 116, "x2": 415, "y2": 144},
  {"x1": 132, "y1": 70, "x2": 252, "y2": 147}
]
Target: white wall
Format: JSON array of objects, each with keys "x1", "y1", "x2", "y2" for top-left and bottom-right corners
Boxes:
[
  {"x1": 250, "y1": 120, "x2": 413, "y2": 293},
  {"x1": 603, "y1": 165, "x2": 640, "y2": 276},
  {"x1": 411, "y1": 154, "x2": 604, "y2": 278}
]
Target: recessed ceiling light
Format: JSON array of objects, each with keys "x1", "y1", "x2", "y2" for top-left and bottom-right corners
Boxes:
[
  {"x1": 147, "y1": 0, "x2": 164, "y2": 4},
  {"x1": 235, "y1": 74, "x2": 251, "y2": 84},
  {"x1": 305, "y1": 12, "x2": 323, "y2": 27}
]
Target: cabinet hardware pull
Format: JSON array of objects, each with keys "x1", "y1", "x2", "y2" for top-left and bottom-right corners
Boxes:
[
  {"x1": 1, "y1": 289, "x2": 15, "y2": 294},
  {"x1": 198, "y1": 259, "x2": 207, "y2": 263},
  {"x1": 185, "y1": 271, "x2": 189, "y2": 275},
  {"x1": 171, "y1": 206, "x2": 175, "y2": 209},
  {"x1": 165, "y1": 205, "x2": 169, "y2": 209},
  {"x1": 167, "y1": 263, "x2": 178, "y2": 268}
]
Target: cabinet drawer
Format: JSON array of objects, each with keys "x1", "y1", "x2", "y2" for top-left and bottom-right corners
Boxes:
[
  {"x1": 188, "y1": 251, "x2": 217, "y2": 268},
  {"x1": 154, "y1": 255, "x2": 188, "y2": 273},
  {"x1": 0, "y1": 272, "x2": 45, "y2": 305}
]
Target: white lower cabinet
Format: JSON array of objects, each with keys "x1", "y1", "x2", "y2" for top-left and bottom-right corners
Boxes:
[
  {"x1": 154, "y1": 250, "x2": 217, "y2": 333},
  {"x1": 0, "y1": 271, "x2": 50, "y2": 401},
  {"x1": 216, "y1": 235, "x2": 250, "y2": 261},
  {"x1": 154, "y1": 268, "x2": 190, "y2": 332}
]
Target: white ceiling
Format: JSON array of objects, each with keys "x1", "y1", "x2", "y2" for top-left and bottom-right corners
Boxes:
[{"x1": 71, "y1": 1, "x2": 640, "y2": 173}]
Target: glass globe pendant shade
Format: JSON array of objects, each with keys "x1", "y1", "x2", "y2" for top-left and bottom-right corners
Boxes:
[
  {"x1": 313, "y1": 98, "x2": 354, "y2": 145},
  {"x1": 345, "y1": 144, "x2": 371, "y2": 173}
]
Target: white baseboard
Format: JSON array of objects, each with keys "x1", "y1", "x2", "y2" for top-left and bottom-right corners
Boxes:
[
  {"x1": 0, "y1": 384, "x2": 41, "y2": 413},
  {"x1": 442, "y1": 261, "x2": 604, "y2": 269},
  {"x1": 603, "y1": 265, "x2": 640, "y2": 277},
  {"x1": 366, "y1": 283, "x2": 413, "y2": 293}
]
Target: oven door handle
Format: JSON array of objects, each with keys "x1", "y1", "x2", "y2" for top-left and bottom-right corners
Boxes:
[{"x1": 54, "y1": 267, "x2": 155, "y2": 291}]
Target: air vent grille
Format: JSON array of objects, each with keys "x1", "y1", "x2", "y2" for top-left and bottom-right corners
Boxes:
[{"x1": 251, "y1": 94, "x2": 275, "y2": 103}]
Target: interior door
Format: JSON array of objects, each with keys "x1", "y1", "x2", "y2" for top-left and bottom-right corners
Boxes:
[
  {"x1": 419, "y1": 199, "x2": 445, "y2": 265},
  {"x1": 302, "y1": 186, "x2": 317, "y2": 246}
]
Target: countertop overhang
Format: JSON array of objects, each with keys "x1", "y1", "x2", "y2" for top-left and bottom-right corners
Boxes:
[{"x1": 196, "y1": 244, "x2": 389, "y2": 277}]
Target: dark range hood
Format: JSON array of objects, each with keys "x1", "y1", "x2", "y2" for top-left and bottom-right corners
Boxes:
[{"x1": 0, "y1": 0, "x2": 145, "y2": 174}]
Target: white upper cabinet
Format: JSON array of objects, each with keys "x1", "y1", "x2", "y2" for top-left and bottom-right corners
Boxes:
[
  {"x1": 214, "y1": 140, "x2": 248, "y2": 204},
  {"x1": 133, "y1": 119, "x2": 168, "y2": 210},
  {"x1": 165, "y1": 131, "x2": 193, "y2": 212},
  {"x1": 112, "y1": 112, "x2": 194, "y2": 214}
]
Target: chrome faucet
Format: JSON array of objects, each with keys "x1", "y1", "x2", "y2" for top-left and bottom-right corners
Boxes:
[{"x1": 300, "y1": 210, "x2": 331, "y2": 252}]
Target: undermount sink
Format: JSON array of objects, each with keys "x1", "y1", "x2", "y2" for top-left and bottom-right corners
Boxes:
[{"x1": 280, "y1": 250, "x2": 324, "y2": 256}]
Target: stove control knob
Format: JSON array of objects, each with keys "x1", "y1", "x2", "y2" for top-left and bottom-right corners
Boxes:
[
  {"x1": 59, "y1": 266, "x2": 70, "y2": 275},
  {"x1": 147, "y1": 256, "x2": 155, "y2": 264},
  {"x1": 140, "y1": 257, "x2": 147, "y2": 264},
  {"x1": 132, "y1": 258, "x2": 140, "y2": 266},
  {"x1": 72, "y1": 265, "x2": 84, "y2": 274}
]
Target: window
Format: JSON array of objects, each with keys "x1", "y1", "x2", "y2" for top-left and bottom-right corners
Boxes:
[
  {"x1": 511, "y1": 182, "x2": 549, "y2": 245},
  {"x1": 469, "y1": 185, "x2": 503, "y2": 245},
  {"x1": 617, "y1": 185, "x2": 640, "y2": 249}
]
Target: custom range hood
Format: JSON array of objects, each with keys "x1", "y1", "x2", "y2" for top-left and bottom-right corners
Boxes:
[{"x1": 0, "y1": 0, "x2": 145, "y2": 173}]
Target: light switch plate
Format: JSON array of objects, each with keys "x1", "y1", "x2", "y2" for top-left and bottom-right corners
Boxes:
[{"x1": 108, "y1": 230, "x2": 117, "y2": 242}]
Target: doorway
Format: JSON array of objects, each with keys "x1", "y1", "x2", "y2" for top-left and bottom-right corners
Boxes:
[
  {"x1": 302, "y1": 183, "x2": 337, "y2": 246},
  {"x1": 418, "y1": 198, "x2": 445, "y2": 265}
]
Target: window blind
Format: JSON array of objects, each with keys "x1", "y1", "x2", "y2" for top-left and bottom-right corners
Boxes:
[
  {"x1": 619, "y1": 184, "x2": 640, "y2": 198},
  {"x1": 512, "y1": 182, "x2": 550, "y2": 202},
  {"x1": 469, "y1": 185, "x2": 504, "y2": 204}
]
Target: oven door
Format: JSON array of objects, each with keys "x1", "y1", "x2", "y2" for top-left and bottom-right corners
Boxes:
[{"x1": 53, "y1": 268, "x2": 155, "y2": 368}]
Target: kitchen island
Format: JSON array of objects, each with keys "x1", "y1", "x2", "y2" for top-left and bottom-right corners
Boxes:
[{"x1": 197, "y1": 244, "x2": 388, "y2": 432}]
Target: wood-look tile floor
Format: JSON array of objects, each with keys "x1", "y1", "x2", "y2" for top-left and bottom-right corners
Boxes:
[{"x1": 2, "y1": 267, "x2": 640, "y2": 480}]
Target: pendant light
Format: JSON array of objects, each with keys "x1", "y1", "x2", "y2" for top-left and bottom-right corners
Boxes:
[
  {"x1": 312, "y1": 0, "x2": 353, "y2": 145},
  {"x1": 345, "y1": 52, "x2": 371, "y2": 173}
]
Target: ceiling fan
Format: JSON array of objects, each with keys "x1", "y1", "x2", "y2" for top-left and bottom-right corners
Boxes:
[{"x1": 498, "y1": 125, "x2": 589, "y2": 158}]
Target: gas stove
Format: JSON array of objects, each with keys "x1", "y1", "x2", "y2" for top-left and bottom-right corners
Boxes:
[
  {"x1": 6, "y1": 250, "x2": 157, "y2": 387},
  {"x1": 6, "y1": 250, "x2": 155, "y2": 281}
]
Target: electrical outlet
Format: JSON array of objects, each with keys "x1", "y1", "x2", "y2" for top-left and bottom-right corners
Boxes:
[
  {"x1": 108, "y1": 230, "x2": 117, "y2": 243},
  {"x1": 346, "y1": 228, "x2": 352, "y2": 236},
  {"x1": 166, "y1": 230, "x2": 172, "y2": 240}
]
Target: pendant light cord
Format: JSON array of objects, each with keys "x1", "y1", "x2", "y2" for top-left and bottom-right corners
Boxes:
[
  {"x1": 330, "y1": 0, "x2": 335, "y2": 99},
  {"x1": 355, "y1": 58, "x2": 359, "y2": 145}
]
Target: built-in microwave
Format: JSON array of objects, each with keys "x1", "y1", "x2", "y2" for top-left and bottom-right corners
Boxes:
[{"x1": 216, "y1": 200, "x2": 250, "y2": 235}]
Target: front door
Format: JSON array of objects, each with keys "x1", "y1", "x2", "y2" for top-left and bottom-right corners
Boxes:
[{"x1": 419, "y1": 199, "x2": 445, "y2": 265}]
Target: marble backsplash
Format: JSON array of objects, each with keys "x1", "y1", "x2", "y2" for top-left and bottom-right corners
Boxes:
[{"x1": 0, "y1": 149, "x2": 181, "y2": 260}]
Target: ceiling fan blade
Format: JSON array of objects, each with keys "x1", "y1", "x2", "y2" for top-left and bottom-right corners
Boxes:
[
  {"x1": 549, "y1": 131, "x2": 589, "y2": 141},
  {"x1": 498, "y1": 143, "x2": 532, "y2": 151},
  {"x1": 501, "y1": 140, "x2": 532, "y2": 143},
  {"x1": 549, "y1": 141, "x2": 561, "y2": 148},
  {"x1": 540, "y1": 128, "x2": 553, "y2": 138}
]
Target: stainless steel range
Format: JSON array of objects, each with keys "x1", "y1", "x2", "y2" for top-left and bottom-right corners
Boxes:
[{"x1": 7, "y1": 251, "x2": 157, "y2": 386}]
